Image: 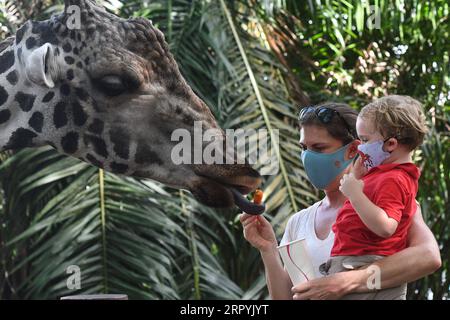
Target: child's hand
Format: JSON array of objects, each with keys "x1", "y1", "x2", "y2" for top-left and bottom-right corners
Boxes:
[
  {"x1": 339, "y1": 173, "x2": 364, "y2": 200},
  {"x1": 352, "y1": 155, "x2": 368, "y2": 180}
]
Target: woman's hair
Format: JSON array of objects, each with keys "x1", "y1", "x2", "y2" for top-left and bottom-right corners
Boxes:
[
  {"x1": 298, "y1": 102, "x2": 359, "y2": 145},
  {"x1": 359, "y1": 95, "x2": 428, "y2": 150}
]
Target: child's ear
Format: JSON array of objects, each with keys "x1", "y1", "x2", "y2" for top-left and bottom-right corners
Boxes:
[
  {"x1": 384, "y1": 137, "x2": 399, "y2": 152},
  {"x1": 345, "y1": 140, "x2": 361, "y2": 160}
]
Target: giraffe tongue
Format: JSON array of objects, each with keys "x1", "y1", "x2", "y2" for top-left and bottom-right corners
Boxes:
[{"x1": 229, "y1": 187, "x2": 265, "y2": 215}]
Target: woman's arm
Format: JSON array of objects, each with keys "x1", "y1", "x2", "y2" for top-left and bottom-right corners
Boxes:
[
  {"x1": 292, "y1": 205, "x2": 441, "y2": 299},
  {"x1": 240, "y1": 214, "x2": 293, "y2": 299},
  {"x1": 260, "y1": 246, "x2": 293, "y2": 300}
]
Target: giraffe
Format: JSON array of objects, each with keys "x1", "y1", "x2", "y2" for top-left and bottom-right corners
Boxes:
[{"x1": 0, "y1": 0, "x2": 264, "y2": 213}]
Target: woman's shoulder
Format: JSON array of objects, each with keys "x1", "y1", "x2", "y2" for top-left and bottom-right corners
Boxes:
[
  {"x1": 285, "y1": 200, "x2": 321, "y2": 233},
  {"x1": 280, "y1": 200, "x2": 322, "y2": 245}
]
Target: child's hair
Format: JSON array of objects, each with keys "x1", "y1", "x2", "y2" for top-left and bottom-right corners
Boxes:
[{"x1": 359, "y1": 95, "x2": 428, "y2": 150}]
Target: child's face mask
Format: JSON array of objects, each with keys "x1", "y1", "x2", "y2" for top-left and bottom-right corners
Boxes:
[{"x1": 357, "y1": 138, "x2": 392, "y2": 169}]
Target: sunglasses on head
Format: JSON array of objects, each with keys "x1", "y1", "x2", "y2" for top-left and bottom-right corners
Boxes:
[{"x1": 298, "y1": 106, "x2": 356, "y2": 139}]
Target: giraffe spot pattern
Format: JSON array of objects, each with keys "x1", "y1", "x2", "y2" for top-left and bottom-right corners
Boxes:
[
  {"x1": 62, "y1": 42, "x2": 72, "y2": 52},
  {"x1": 110, "y1": 127, "x2": 130, "y2": 159},
  {"x1": 64, "y1": 56, "x2": 75, "y2": 64},
  {"x1": 84, "y1": 134, "x2": 108, "y2": 158},
  {"x1": 0, "y1": 51, "x2": 15, "y2": 74},
  {"x1": 72, "y1": 101, "x2": 87, "y2": 126},
  {"x1": 25, "y1": 37, "x2": 37, "y2": 49},
  {"x1": 15, "y1": 24, "x2": 28, "y2": 44},
  {"x1": 61, "y1": 131, "x2": 79, "y2": 154},
  {"x1": 28, "y1": 111, "x2": 44, "y2": 132},
  {"x1": 15, "y1": 92, "x2": 36, "y2": 112},
  {"x1": 110, "y1": 162, "x2": 128, "y2": 174},
  {"x1": 6, "y1": 70, "x2": 18, "y2": 85},
  {"x1": 17, "y1": 47, "x2": 22, "y2": 64},
  {"x1": 135, "y1": 143, "x2": 163, "y2": 165},
  {"x1": 32, "y1": 21, "x2": 59, "y2": 45},
  {"x1": 75, "y1": 87, "x2": 89, "y2": 101},
  {"x1": 66, "y1": 69, "x2": 74, "y2": 81},
  {"x1": 0, "y1": 86, "x2": 8, "y2": 106},
  {"x1": 42, "y1": 91, "x2": 55, "y2": 103},
  {"x1": 4, "y1": 128, "x2": 37, "y2": 149},
  {"x1": 0, "y1": 109, "x2": 11, "y2": 124},
  {"x1": 60, "y1": 83, "x2": 70, "y2": 96},
  {"x1": 88, "y1": 118, "x2": 104, "y2": 134},
  {"x1": 60, "y1": 29, "x2": 69, "y2": 38},
  {"x1": 53, "y1": 101, "x2": 68, "y2": 128}
]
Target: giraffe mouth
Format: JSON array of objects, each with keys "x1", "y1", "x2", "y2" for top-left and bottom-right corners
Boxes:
[{"x1": 189, "y1": 170, "x2": 264, "y2": 214}]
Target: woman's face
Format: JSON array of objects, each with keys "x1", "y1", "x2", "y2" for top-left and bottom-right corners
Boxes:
[
  {"x1": 299, "y1": 125, "x2": 347, "y2": 154},
  {"x1": 299, "y1": 125, "x2": 359, "y2": 191}
]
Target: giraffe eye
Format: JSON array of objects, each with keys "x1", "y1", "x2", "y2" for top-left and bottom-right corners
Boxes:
[{"x1": 95, "y1": 75, "x2": 127, "y2": 96}]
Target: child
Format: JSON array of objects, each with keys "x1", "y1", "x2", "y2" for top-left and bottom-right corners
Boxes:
[{"x1": 326, "y1": 95, "x2": 428, "y2": 299}]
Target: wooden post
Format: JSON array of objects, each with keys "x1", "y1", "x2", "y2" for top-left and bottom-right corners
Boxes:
[{"x1": 60, "y1": 294, "x2": 128, "y2": 300}]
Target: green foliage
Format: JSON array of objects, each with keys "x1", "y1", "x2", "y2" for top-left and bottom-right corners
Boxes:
[
  {"x1": 0, "y1": 0, "x2": 448, "y2": 300},
  {"x1": 412, "y1": 129, "x2": 449, "y2": 299}
]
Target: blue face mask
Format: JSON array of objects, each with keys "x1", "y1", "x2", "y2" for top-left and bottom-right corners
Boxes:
[{"x1": 301, "y1": 143, "x2": 353, "y2": 190}]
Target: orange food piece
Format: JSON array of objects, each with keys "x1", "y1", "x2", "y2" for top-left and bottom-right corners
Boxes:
[{"x1": 253, "y1": 189, "x2": 263, "y2": 204}]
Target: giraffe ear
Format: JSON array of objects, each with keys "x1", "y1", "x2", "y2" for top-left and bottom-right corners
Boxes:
[{"x1": 25, "y1": 43, "x2": 55, "y2": 88}]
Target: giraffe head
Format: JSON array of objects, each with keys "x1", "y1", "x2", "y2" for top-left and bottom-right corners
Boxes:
[{"x1": 0, "y1": 0, "x2": 263, "y2": 210}]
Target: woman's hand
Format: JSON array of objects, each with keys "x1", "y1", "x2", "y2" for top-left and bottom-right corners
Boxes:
[
  {"x1": 239, "y1": 213, "x2": 277, "y2": 253},
  {"x1": 291, "y1": 271, "x2": 359, "y2": 300}
]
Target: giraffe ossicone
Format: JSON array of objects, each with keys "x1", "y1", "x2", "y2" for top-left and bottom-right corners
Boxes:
[{"x1": 0, "y1": 0, "x2": 263, "y2": 211}]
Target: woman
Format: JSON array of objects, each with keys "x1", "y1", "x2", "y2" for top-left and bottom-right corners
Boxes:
[{"x1": 240, "y1": 102, "x2": 441, "y2": 300}]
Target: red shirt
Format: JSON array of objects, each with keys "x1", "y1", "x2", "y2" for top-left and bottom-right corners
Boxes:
[{"x1": 331, "y1": 163, "x2": 420, "y2": 256}]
